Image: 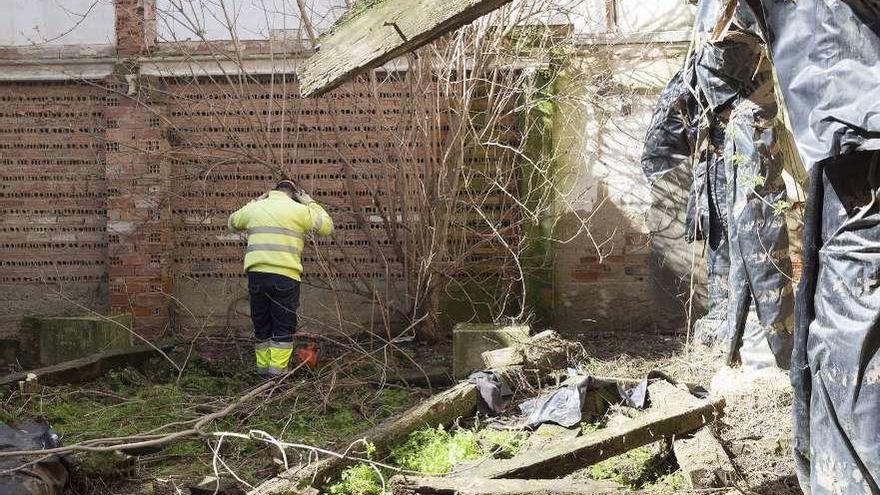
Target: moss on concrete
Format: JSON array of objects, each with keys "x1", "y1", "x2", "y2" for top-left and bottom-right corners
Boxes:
[{"x1": 19, "y1": 314, "x2": 134, "y2": 368}]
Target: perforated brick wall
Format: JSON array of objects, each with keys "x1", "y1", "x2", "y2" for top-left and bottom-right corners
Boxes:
[
  {"x1": 0, "y1": 68, "x2": 522, "y2": 338},
  {"x1": 0, "y1": 80, "x2": 110, "y2": 336}
]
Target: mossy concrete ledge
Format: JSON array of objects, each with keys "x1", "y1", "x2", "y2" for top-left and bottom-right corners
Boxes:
[
  {"x1": 452, "y1": 323, "x2": 530, "y2": 379},
  {"x1": 19, "y1": 314, "x2": 134, "y2": 368}
]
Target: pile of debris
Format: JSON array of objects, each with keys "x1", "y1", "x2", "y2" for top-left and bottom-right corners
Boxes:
[{"x1": 251, "y1": 331, "x2": 731, "y2": 495}]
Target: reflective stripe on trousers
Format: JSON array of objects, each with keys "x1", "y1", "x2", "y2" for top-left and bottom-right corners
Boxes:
[
  {"x1": 268, "y1": 340, "x2": 293, "y2": 374},
  {"x1": 255, "y1": 341, "x2": 270, "y2": 373}
]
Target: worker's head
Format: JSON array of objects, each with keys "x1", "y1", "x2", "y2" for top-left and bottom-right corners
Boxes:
[{"x1": 274, "y1": 179, "x2": 298, "y2": 197}]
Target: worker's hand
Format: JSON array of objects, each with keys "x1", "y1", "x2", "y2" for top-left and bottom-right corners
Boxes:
[
  {"x1": 293, "y1": 189, "x2": 314, "y2": 205},
  {"x1": 253, "y1": 191, "x2": 269, "y2": 202}
]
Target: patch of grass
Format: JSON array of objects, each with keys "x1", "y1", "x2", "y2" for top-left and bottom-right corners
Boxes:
[
  {"x1": 392, "y1": 424, "x2": 483, "y2": 474},
  {"x1": 328, "y1": 423, "x2": 514, "y2": 495},
  {"x1": 641, "y1": 471, "x2": 688, "y2": 495},
  {"x1": 6, "y1": 351, "x2": 417, "y2": 494},
  {"x1": 378, "y1": 388, "x2": 409, "y2": 414},
  {"x1": 478, "y1": 429, "x2": 526, "y2": 458},
  {"x1": 580, "y1": 421, "x2": 603, "y2": 435},
  {"x1": 586, "y1": 444, "x2": 676, "y2": 488},
  {"x1": 327, "y1": 463, "x2": 387, "y2": 495}
]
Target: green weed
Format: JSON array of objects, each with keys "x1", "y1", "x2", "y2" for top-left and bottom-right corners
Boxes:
[
  {"x1": 392, "y1": 424, "x2": 482, "y2": 474},
  {"x1": 586, "y1": 444, "x2": 676, "y2": 488},
  {"x1": 328, "y1": 422, "x2": 530, "y2": 495},
  {"x1": 327, "y1": 463, "x2": 387, "y2": 495}
]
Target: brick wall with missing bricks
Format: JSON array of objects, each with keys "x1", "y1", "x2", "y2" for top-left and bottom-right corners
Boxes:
[
  {"x1": 0, "y1": 71, "x2": 522, "y2": 338},
  {"x1": 0, "y1": 80, "x2": 110, "y2": 336},
  {"x1": 166, "y1": 74, "x2": 425, "y2": 333},
  {"x1": 163, "y1": 73, "x2": 522, "y2": 334}
]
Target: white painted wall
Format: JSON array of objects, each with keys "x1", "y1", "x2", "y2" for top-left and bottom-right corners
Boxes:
[
  {"x1": 156, "y1": 0, "x2": 347, "y2": 42},
  {"x1": 0, "y1": 0, "x2": 115, "y2": 46},
  {"x1": 0, "y1": 0, "x2": 694, "y2": 48},
  {"x1": 616, "y1": 0, "x2": 694, "y2": 32}
]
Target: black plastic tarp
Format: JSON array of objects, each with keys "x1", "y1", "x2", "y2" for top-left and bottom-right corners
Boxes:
[
  {"x1": 741, "y1": 1, "x2": 880, "y2": 493},
  {"x1": 723, "y1": 102, "x2": 794, "y2": 370},
  {"x1": 748, "y1": 0, "x2": 880, "y2": 168},
  {"x1": 518, "y1": 372, "x2": 687, "y2": 429},
  {"x1": 0, "y1": 422, "x2": 67, "y2": 495},
  {"x1": 640, "y1": 0, "x2": 795, "y2": 365},
  {"x1": 467, "y1": 370, "x2": 512, "y2": 416},
  {"x1": 640, "y1": 69, "x2": 699, "y2": 184}
]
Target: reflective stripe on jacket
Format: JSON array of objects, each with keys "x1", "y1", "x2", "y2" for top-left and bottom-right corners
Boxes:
[{"x1": 227, "y1": 191, "x2": 333, "y2": 280}]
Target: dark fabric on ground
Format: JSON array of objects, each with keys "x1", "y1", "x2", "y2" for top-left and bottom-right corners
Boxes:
[
  {"x1": 467, "y1": 371, "x2": 512, "y2": 416},
  {"x1": 0, "y1": 422, "x2": 67, "y2": 495}
]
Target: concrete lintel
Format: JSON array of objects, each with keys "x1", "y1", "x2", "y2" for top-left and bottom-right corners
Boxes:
[
  {"x1": 0, "y1": 58, "x2": 115, "y2": 81},
  {"x1": 0, "y1": 43, "x2": 115, "y2": 59},
  {"x1": 572, "y1": 30, "x2": 692, "y2": 46}
]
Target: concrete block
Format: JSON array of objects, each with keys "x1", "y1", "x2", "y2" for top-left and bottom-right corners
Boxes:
[
  {"x1": 19, "y1": 314, "x2": 134, "y2": 368},
  {"x1": 481, "y1": 346, "x2": 525, "y2": 370},
  {"x1": 673, "y1": 428, "x2": 735, "y2": 489},
  {"x1": 453, "y1": 323, "x2": 530, "y2": 379}
]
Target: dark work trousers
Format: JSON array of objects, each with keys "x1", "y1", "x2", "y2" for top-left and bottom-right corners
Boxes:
[{"x1": 247, "y1": 271, "x2": 300, "y2": 343}]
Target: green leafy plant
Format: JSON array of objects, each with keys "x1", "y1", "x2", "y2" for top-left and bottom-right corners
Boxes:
[
  {"x1": 731, "y1": 153, "x2": 751, "y2": 167},
  {"x1": 328, "y1": 463, "x2": 387, "y2": 495},
  {"x1": 772, "y1": 199, "x2": 791, "y2": 215},
  {"x1": 391, "y1": 424, "x2": 482, "y2": 474}
]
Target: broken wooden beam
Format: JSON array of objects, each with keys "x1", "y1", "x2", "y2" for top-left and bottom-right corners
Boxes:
[
  {"x1": 299, "y1": 0, "x2": 514, "y2": 97},
  {"x1": 673, "y1": 428, "x2": 736, "y2": 489},
  {"x1": 470, "y1": 381, "x2": 725, "y2": 479},
  {"x1": 0, "y1": 338, "x2": 184, "y2": 388},
  {"x1": 390, "y1": 476, "x2": 624, "y2": 495}
]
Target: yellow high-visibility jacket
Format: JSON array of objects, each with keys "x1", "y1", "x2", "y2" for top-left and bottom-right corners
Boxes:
[{"x1": 228, "y1": 191, "x2": 333, "y2": 281}]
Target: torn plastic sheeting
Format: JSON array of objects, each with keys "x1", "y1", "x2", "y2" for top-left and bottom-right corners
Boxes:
[
  {"x1": 618, "y1": 370, "x2": 691, "y2": 408},
  {"x1": 749, "y1": 0, "x2": 880, "y2": 170},
  {"x1": 791, "y1": 152, "x2": 880, "y2": 495},
  {"x1": 693, "y1": 3, "x2": 765, "y2": 113},
  {"x1": 735, "y1": 2, "x2": 880, "y2": 493},
  {"x1": 519, "y1": 375, "x2": 595, "y2": 429},
  {"x1": 519, "y1": 372, "x2": 688, "y2": 429},
  {"x1": 0, "y1": 422, "x2": 68, "y2": 495},
  {"x1": 467, "y1": 371, "x2": 512, "y2": 416},
  {"x1": 722, "y1": 102, "x2": 794, "y2": 370},
  {"x1": 640, "y1": 69, "x2": 700, "y2": 183}
]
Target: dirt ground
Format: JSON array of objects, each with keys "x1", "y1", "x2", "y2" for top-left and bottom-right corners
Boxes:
[{"x1": 577, "y1": 330, "x2": 801, "y2": 495}]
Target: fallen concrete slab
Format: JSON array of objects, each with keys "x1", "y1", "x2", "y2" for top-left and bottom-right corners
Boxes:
[
  {"x1": 19, "y1": 314, "x2": 134, "y2": 368},
  {"x1": 390, "y1": 476, "x2": 625, "y2": 494},
  {"x1": 0, "y1": 338, "x2": 183, "y2": 389},
  {"x1": 673, "y1": 428, "x2": 736, "y2": 489},
  {"x1": 469, "y1": 381, "x2": 725, "y2": 479}
]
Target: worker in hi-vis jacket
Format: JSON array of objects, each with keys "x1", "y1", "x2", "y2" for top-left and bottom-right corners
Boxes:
[{"x1": 228, "y1": 180, "x2": 334, "y2": 377}]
